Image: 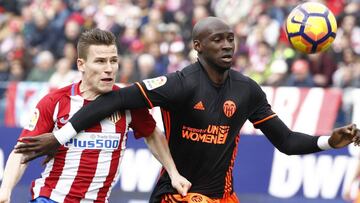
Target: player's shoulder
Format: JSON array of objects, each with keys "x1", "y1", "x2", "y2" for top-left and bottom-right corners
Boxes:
[
  {"x1": 175, "y1": 62, "x2": 201, "y2": 78},
  {"x1": 41, "y1": 84, "x2": 73, "y2": 103},
  {"x1": 229, "y1": 69, "x2": 252, "y2": 83},
  {"x1": 229, "y1": 69, "x2": 262, "y2": 89}
]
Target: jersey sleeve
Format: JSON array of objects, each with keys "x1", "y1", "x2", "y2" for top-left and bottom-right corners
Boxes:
[
  {"x1": 135, "y1": 72, "x2": 185, "y2": 109},
  {"x1": 129, "y1": 108, "x2": 156, "y2": 139},
  {"x1": 19, "y1": 94, "x2": 56, "y2": 139},
  {"x1": 247, "y1": 79, "x2": 276, "y2": 128}
]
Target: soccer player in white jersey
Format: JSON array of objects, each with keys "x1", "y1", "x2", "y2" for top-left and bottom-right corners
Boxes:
[{"x1": 0, "y1": 28, "x2": 191, "y2": 203}]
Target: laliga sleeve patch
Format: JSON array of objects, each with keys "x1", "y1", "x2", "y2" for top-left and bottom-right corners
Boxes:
[
  {"x1": 143, "y1": 76, "x2": 167, "y2": 90},
  {"x1": 24, "y1": 108, "x2": 40, "y2": 131}
]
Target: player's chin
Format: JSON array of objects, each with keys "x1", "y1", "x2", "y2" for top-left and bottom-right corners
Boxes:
[
  {"x1": 218, "y1": 63, "x2": 232, "y2": 71},
  {"x1": 218, "y1": 59, "x2": 233, "y2": 69},
  {"x1": 98, "y1": 85, "x2": 113, "y2": 94}
]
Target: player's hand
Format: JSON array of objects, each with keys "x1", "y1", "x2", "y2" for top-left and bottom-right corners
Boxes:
[
  {"x1": 170, "y1": 173, "x2": 192, "y2": 196},
  {"x1": 14, "y1": 133, "x2": 60, "y2": 164},
  {"x1": 329, "y1": 124, "x2": 360, "y2": 148},
  {"x1": 0, "y1": 190, "x2": 11, "y2": 203}
]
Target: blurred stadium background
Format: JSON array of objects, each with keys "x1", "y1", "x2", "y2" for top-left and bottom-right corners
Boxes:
[{"x1": 0, "y1": 0, "x2": 360, "y2": 202}]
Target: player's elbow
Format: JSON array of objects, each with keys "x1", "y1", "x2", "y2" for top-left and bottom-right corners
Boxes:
[{"x1": 276, "y1": 145, "x2": 298, "y2": 155}]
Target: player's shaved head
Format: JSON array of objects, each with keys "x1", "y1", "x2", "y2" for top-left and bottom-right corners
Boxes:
[{"x1": 192, "y1": 17, "x2": 230, "y2": 41}]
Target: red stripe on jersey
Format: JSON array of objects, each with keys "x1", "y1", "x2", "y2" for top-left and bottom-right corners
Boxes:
[
  {"x1": 96, "y1": 112, "x2": 126, "y2": 201},
  {"x1": 31, "y1": 180, "x2": 35, "y2": 199},
  {"x1": 116, "y1": 111, "x2": 126, "y2": 133},
  {"x1": 56, "y1": 95, "x2": 71, "y2": 128},
  {"x1": 160, "y1": 108, "x2": 171, "y2": 141},
  {"x1": 39, "y1": 148, "x2": 68, "y2": 197},
  {"x1": 64, "y1": 149, "x2": 101, "y2": 202},
  {"x1": 95, "y1": 149, "x2": 121, "y2": 202}
]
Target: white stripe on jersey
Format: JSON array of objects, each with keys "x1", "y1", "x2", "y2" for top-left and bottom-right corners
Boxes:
[
  {"x1": 82, "y1": 149, "x2": 114, "y2": 201},
  {"x1": 48, "y1": 95, "x2": 85, "y2": 202},
  {"x1": 52, "y1": 102, "x2": 59, "y2": 130},
  {"x1": 82, "y1": 115, "x2": 117, "y2": 200},
  {"x1": 32, "y1": 158, "x2": 55, "y2": 198},
  {"x1": 50, "y1": 150, "x2": 83, "y2": 203},
  {"x1": 104, "y1": 110, "x2": 133, "y2": 200}
]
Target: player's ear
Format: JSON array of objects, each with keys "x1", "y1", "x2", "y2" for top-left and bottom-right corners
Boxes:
[
  {"x1": 193, "y1": 40, "x2": 202, "y2": 54},
  {"x1": 77, "y1": 58, "x2": 85, "y2": 73}
]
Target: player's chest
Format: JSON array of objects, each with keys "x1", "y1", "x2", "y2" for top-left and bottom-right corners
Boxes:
[
  {"x1": 183, "y1": 86, "x2": 247, "y2": 124},
  {"x1": 55, "y1": 103, "x2": 129, "y2": 133}
]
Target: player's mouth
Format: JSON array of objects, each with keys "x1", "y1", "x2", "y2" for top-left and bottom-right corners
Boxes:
[
  {"x1": 221, "y1": 54, "x2": 233, "y2": 63},
  {"x1": 101, "y1": 78, "x2": 113, "y2": 82}
]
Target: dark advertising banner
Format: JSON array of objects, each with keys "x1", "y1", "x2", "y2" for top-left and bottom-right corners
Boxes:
[{"x1": 0, "y1": 127, "x2": 358, "y2": 203}]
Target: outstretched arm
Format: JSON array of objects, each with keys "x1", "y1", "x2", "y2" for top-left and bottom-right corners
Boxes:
[
  {"x1": 145, "y1": 127, "x2": 191, "y2": 196},
  {"x1": 0, "y1": 144, "x2": 29, "y2": 203},
  {"x1": 259, "y1": 116, "x2": 359, "y2": 155},
  {"x1": 70, "y1": 85, "x2": 148, "y2": 133}
]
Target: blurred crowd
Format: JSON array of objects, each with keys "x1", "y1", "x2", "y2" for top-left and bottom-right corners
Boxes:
[{"x1": 0, "y1": 0, "x2": 359, "y2": 89}]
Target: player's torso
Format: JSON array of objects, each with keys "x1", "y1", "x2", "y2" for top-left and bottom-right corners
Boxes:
[
  {"x1": 159, "y1": 65, "x2": 252, "y2": 197},
  {"x1": 32, "y1": 84, "x2": 130, "y2": 203}
]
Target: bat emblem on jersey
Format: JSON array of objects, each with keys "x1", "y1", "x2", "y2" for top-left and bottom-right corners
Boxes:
[{"x1": 223, "y1": 100, "x2": 236, "y2": 118}]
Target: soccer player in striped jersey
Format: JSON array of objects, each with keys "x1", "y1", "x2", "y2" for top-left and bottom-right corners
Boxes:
[
  {"x1": 0, "y1": 28, "x2": 191, "y2": 203},
  {"x1": 14, "y1": 17, "x2": 360, "y2": 203}
]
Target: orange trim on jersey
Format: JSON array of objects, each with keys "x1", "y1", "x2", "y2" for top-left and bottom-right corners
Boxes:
[
  {"x1": 135, "y1": 82, "x2": 154, "y2": 108},
  {"x1": 161, "y1": 108, "x2": 171, "y2": 141},
  {"x1": 253, "y1": 114, "x2": 277, "y2": 126},
  {"x1": 223, "y1": 135, "x2": 240, "y2": 197},
  {"x1": 161, "y1": 192, "x2": 239, "y2": 203}
]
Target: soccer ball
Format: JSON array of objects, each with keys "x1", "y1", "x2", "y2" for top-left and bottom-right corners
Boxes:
[{"x1": 285, "y1": 2, "x2": 337, "y2": 54}]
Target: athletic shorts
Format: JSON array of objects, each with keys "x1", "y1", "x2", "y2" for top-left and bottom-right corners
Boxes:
[
  {"x1": 30, "y1": 197, "x2": 58, "y2": 203},
  {"x1": 161, "y1": 192, "x2": 239, "y2": 203}
]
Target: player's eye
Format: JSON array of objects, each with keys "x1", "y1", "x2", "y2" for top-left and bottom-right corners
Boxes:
[
  {"x1": 95, "y1": 59, "x2": 105, "y2": 63},
  {"x1": 213, "y1": 38, "x2": 221, "y2": 42}
]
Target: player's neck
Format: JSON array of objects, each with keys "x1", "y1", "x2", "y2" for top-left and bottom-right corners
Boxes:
[
  {"x1": 79, "y1": 81, "x2": 101, "y2": 101},
  {"x1": 198, "y1": 58, "x2": 229, "y2": 85}
]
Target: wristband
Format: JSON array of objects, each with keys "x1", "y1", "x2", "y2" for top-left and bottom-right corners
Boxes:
[
  {"x1": 317, "y1": 136, "x2": 333, "y2": 150},
  {"x1": 54, "y1": 122, "x2": 77, "y2": 145}
]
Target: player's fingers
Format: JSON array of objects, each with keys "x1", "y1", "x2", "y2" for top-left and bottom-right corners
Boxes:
[
  {"x1": 14, "y1": 141, "x2": 39, "y2": 149},
  {"x1": 350, "y1": 124, "x2": 357, "y2": 134},
  {"x1": 356, "y1": 128, "x2": 360, "y2": 137},
  {"x1": 181, "y1": 180, "x2": 191, "y2": 196},
  {"x1": 14, "y1": 146, "x2": 38, "y2": 153},
  {"x1": 177, "y1": 186, "x2": 186, "y2": 197},
  {"x1": 19, "y1": 136, "x2": 40, "y2": 141}
]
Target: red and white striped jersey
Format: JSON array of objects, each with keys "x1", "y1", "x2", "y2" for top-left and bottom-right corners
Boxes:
[{"x1": 19, "y1": 82, "x2": 156, "y2": 203}]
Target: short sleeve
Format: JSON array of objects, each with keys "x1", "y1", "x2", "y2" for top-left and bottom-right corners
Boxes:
[
  {"x1": 129, "y1": 108, "x2": 156, "y2": 139},
  {"x1": 247, "y1": 79, "x2": 276, "y2": 128},
  {"x1": 136, "y1": 73, "x2": 185, "y2": 109},
  {"x1": 19, "y1": 94, "x2": 56, "y2": 139}
]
